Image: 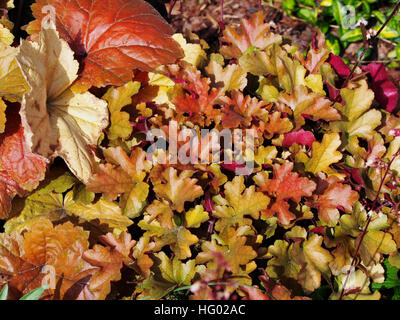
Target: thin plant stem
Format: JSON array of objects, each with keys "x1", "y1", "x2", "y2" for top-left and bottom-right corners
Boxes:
[
  {"x1": 340, "y1": 2, "x2": 400, "y2": 91},
  {"x1": 220, "y1": 0, "x2": 224, "y2": 26},
  {"x1": 339, "y1": 151, "x2": 400, "y2": 300}
]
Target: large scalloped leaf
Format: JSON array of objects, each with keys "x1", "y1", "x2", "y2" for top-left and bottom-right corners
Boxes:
[
  {"x1": 0, "y1": 218, "x2": 96, "y2": 299},
  {"x1": 27, "y1": 0, "x2": 184, "y2": 88},
  {"x1": 17, "y1": 26, "x2": 109, "y2": 183}
]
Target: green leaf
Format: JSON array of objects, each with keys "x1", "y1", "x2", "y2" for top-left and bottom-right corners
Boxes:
[
  {"x1": 20, "y1": 285, "x2": 47, "y2": 300},
  {"x1": 317, "y1": 20, "x2": 330, "y2": 33},
  {"x1": 282, "y1": 0, "x2": 296, "y2": 14},
  {"x1": 326, "y1": 34, "x2": 341, "y2": 55},
  {"x1": 372, "y1": 259, "x2": 400, "y2": 300},
  {"x1": 396, "y1": 43, "x2": 400, "y2": 61},
  {"x1": 320, "y1": 0, "x2": 332, "y2": 6},
  {"x1": 297, "y1": 8, "x2": 316, "y2": 24},
  {"x1": 297, "y1": 0, "x2": 316, "y2": 8},
  {"x1": 340, "y1": 29, "x2": 363, "y2": 42},
  {"x1": 372, "y1": 10, "x2": 386, "y2": 23},
  {"x1": 0, "y1": 284, "x2": 8, "y2": 300},
  {"x1": 361, "y1": 1, "x2": 371, "y2": 15},
  {"x1": 375, "y1": 25, "x2": 400, "y2": 39},
  {"x1": 332, "y1": 0, "x2": 345, "y2": 27}
]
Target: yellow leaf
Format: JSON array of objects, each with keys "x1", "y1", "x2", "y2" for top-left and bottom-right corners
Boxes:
[
  {"x1": 205, "y1": 55, "x2": 247, "y2": 94},
  {"x1": 292, "y1": 234, "x2": 333, "y2": 292},
  {"x1": 0, "y1": 43, "x2": 30, "y2": 102},
  {"x1": 388, "y1": 252, "x2": 400, "y2": 269},
  {"x1": 341, "y1": 79, "x2": 374, "y2": 122},
  {"x1": 64, "y1": 191, "x2": 132, "y2": 234},
  {"x1": 266, "y1": 239, "x2": 301, "y2": 280},
  {"x1": 5, "y1": 190, "x2": 132, "y2": 234},
  {"x1": 142, "y1": 251, "x2": 200, "y2": 299},
  {"x1": 103, "y1": 81, "x2": 141, "y2": 141},
  {"x1": 158, "y1": 251, "x2": 197, "y2": 285},
  {"x1": 153, "y1": 167, "x2": 204, "y2": 213},
  {"x1": 330, "y1": 269, "x2": 380, "y2": 300},
  {"x1": 185, "y1": 205, "x2": 209, "y2": 228},
  {"x1": 16, "y1": 26, "x2": 108, "y2": 183},
  {"x1": 254, "y1": 146, "x2": 278, "y2": 166},
  {"x1": 275, "y1": 45, "x2": 306, "y2": 93},
  {"x1": 0, "y1": 97, "x2": 5, "y2": 133},
  {"x1": 305, "y1": 133, "x2": 342, "y2": 175},
  {"x1": 305, "y1": 74, "x2": 324, "y2": 95},
  {"x1": 359, "y1": 230, "x2": 397, "y2": 266},
  {"x1": 259, "y1": 84, "x2": 279, "y2": 103},
  {"x1": 4, "y1": 192, "x2": 65, "y2": 233},
  {"x1": 148, "y1": 72, "x2": 175, "y2": 107},
  {"x1": 227, "y1": 236, "x2": 257, "y2": 274},
  {"x1": 1, "y1": 1, "x2": 14, "y2": 9},
  {"x1": 213, "y1": 175, "x2": 270, "y2": 232},
  {"x1": 239, "y1": 49, "x2": 276, "y2": 76},
  {"x1": 0, "y1": 23, "x2": 13, "y2": 46},
  {"x1": 172, "y1": 33, "x2": 207, "y2": 67},
  {"x1": 349, "y1": 109, "x2": 381, "y2": 139},
  {"x1": 121, "y1": 181, "x2": 149, "y2": 218},
  {"x1": 139, "y1": 215, "x2": 198, "y2": 259}
]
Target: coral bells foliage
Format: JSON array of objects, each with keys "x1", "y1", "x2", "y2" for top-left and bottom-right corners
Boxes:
[{"x1": 0, "y1": 1, "x2": 399, "y2": 301}]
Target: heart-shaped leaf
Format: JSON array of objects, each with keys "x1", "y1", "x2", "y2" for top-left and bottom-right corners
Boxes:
[{"x1": 27, "y1": 0, "x2": 184, "y2": 88}]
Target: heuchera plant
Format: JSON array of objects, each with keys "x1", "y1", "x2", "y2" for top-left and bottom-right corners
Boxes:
[{"x1": 0, "y1": 0, "x2": 399, "y2": 300}]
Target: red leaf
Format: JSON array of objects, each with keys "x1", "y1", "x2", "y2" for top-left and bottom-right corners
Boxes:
[
  {"x1": 28, "y1": 0, "x2": 184, "y2": 88},
  {"x1": 0, "y1": 172, "x2": 24, "y2": 219},
  {"x1": 361, "y1": 63, "x2": 399, "y2": 112},
  {"x1": 310, "y1": 226, "x2": 325, "y2": 235},
  {"x1": 282, "y1": 129, "x2": 316, "y2": 148},
  {"x1": 203, "y1": 191, "x2": 215, "y2": 213},
  {"x1": 0, "y1": 105, "x2": 47, "y2": 192},
  {"x1": 255, "y1": 162, "x2": 316, "y2": 225},
  {"x1": 328, "y1": 53, "x2": 350, "y2": 78}
]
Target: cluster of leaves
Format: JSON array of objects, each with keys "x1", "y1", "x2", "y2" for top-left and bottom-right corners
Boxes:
[
  {"x1": 276, "y1": 0, "x2": 400, "y2": 66},
  {"x1": 0, "y1": 0, "x2": 399, "y2": 300}
]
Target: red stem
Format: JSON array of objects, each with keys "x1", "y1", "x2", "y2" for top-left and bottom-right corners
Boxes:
[
  {"x1": 220, "y1": 0, "x2": 224, "y2": 26},
  {"x1": 259, "y1": 0, "x2": 262, "y2": 11},
  {"x1": 339, "y1": 151, "x2": 400, "y2": 300},
  {"x1": 338, "y1": 2, "x2": 400, "y2": 94}
]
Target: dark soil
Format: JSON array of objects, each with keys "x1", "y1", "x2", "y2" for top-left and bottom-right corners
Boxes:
[
  {"x1": 166, "y1": 0, "x2": 399, "y2": 84},
  {"x1": 167, "y1": 0, "x2": 317, "y2": 51}
]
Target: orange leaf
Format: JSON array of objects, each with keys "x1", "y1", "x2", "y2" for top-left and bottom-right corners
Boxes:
[
  {"x1": 263, "y1": 111, "x2": 293, "y2": 137},
  {"x1": 220, "y1": 91, "x2": 267, "y2": 128},
  {"x1": 220, "y1": 12, "x2": 281, "y2": 59},
  {"x1": 0, "y1": 218, "x2": 94, "y2": 299},
  {"x1": 254, "y1": 162, "x2": 316, "y2": 225},
  {"x1": 279, "y1": 86, "x2": 341, "y2": 122},
  {"x1": 242, "y1": 275, "x2": 311, "y2": 300},
  {"x1": 153, "y1": 167, "x2": 203, "y2": 213},
  {"x1": 309, "y1": 176, "x2": 359, "y2": 226},
  {"x1": 299, "y1": 30, "x2": 330, "y2": 74},
  {"x1": 169, "y1": 64, "x2": 221, "y2": 124},
  {"x1": 82, "y1": 232, "x2": 135, "y2": 299},
  {"x1": 27, "y1": 0, "x2": 183, "y2": 88}
]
